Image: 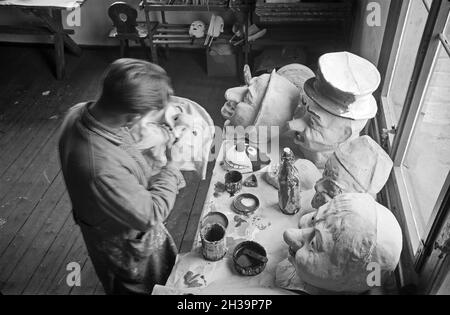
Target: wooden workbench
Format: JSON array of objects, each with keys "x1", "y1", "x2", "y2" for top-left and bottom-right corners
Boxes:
[{"x1": 0, "y1": 0, "x2": 87, "y2": 79}]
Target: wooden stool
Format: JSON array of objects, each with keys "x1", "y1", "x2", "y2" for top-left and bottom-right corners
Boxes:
[{"x1": 108, "y1": 2, "x2": 157, "y2": 61}]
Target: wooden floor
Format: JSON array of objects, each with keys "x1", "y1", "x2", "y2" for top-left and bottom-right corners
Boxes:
[{"x1": 0, "y1": 45, "x2": 239, "y2": 295}]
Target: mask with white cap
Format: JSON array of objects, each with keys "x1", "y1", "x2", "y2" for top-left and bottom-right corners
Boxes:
[
  {"x1": 287, "y1": 52, "x2": 381, "y2": 168},
  {"x1": 287, "y1": 102, "x2": 368, "y2": 168}
]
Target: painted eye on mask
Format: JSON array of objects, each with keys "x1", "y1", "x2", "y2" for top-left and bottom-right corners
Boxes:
[
  {"x1": 309, "y1": 230, "x2": 324, "y2": 253},
  {"x1": 299, "y1": 212, "x2": 316, "y2": 228},
  {"x1": 301, "y1": 95, "x2": 308, "y2": 106},
  {"x1": 306, "y1": 107, "x2": 323, "y2": 129},
  {"x1": 295, "y1": 131, "x2": 305, "y2": 143}
]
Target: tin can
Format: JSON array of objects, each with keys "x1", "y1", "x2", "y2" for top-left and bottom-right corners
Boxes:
[
  {"x1": 200, "y1": 223, "x2": 227, "y2": 261},
  {"x1": 225, "y1": 171, "x2": 243, "y2": 197}
]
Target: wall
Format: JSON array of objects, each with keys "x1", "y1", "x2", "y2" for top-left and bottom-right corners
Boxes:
[
  {"x1": 389, "y1": 0, "x2": 429, "y2": 117},
  {"x1": 351, "y1": 0, "x2": 391, "y2": 65},
  {"x1": 0, "y1": 0, "x2": 231, "y2": 46}
]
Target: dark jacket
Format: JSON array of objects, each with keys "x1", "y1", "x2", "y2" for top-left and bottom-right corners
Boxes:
[{"x1": 58, "y1": 102, "x2": 185, "y2": 295}]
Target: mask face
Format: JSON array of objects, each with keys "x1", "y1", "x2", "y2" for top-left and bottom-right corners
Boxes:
[
  {"x1": 221, "y1": 74, "x2": 271, "y2": 127},
  {"x1": 311, "y1": 154, "x2": 370, "y2": 209},
  {"x1": 189, "y1": 21, "x2": 206, "y2": 38},
  {"x1": 211, "y1": 16, "x2": 224, "y2": 37},
  {"x1": 142, "y1": 108, "x2": 166, "y2": 124},
  {"x1": 290, "y1": 102, "x2": 355, "y2": 153},
  {"x1": 312, "y1": 157, "x2": 346, "y2": 209},
  {"x1": 284, "y1": 195, "x2": 377, "y2": 293},
  {"x1": 285, "y1": 205, "x2": 341, "y2": 291}
]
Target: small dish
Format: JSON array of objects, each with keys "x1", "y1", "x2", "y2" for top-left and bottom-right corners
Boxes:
[{"x1": 232, "y1": 193, "x2": 260, "y2": 216}]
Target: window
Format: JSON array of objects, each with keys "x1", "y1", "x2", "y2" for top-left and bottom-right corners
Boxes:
[
  {"x1": 401, "y1": 18, "x2": 450, "y2": 235},
  {"x1": 384, "y1": 0, "x2": 430, "y2": 127},
  {"x1": 378, "y1": 0, "x2": 450, "y2": 259}
]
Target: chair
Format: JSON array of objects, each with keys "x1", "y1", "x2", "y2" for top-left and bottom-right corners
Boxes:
[{"x1": 108, "y1": 2, "x2": 158, "y2": 60}]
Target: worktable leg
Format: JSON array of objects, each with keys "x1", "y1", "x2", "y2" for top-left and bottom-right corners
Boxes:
[
  {"x1": 244, "y1": 11, "x2": 250, "y2": 66},
  {"x1": 120, "y1": 39, "x2": 126, "y2": 58},
  {"x1": 144, "y1": 8, "x2": 159, "y2": 64},
  {"x1": 140, "y1": 38, "x2": 151, "y2": 61},
  {"x1": 54, "y1": 33, "x2": 65, "y2": 79},
  {"x1": 52, "y1": 10, "x2": 65, "y2": 79},
  {"x1": 161, "y1": 11, "x2": 169, "y2": 59},
  {"x1": 35, "y1": 9, "x2": 82, "y2": 56}
]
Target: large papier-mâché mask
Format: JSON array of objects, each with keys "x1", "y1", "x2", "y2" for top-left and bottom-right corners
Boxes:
[
  {"x1": 311, "y1": 136, "x2": 394, "y2": 209},
  {"x1": 287, "y1": 102, "x2": 368, "y2": 168},
  {"x1": 221, "y1": 70, "x2": 299, "y2": 143},
  {"x1": 283, "y1": 193, "x2": 402, "y2": 293}
]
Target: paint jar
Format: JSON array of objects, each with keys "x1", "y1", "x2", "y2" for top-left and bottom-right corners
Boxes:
[
  {"x1": 225, "y1": 171, "x2": 243, "y2": 196},
  {"x1": 200, "y1": 223, "x2": 227, "y2": 261},
  {"x1": 233, "y1": 241, "x2": 267, "y2": 276}
]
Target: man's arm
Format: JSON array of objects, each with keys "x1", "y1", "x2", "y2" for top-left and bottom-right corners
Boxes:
[{"x1": 92, "y1": 165, "x2": 184, "y2": 231}]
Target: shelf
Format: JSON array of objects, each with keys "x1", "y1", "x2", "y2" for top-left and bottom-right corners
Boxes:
[
  {"x1": 140, "y1": 3, "x2": 229, "y2": 11},
  {"x1": 139, "y1": 1, "x2": 251, "y2": 12},
  {"x1": 255, "y1": 0, "x2": 353, "y2": 24},
  {"x1": 141, "y1": 0, "x2": 251, "y2": 64},
  {"x1": 248, "y1": 25, "x2": 347, "y2": 48},
  {"x1": 152, "y1": 23, "x2": 234, "y2": 46}
]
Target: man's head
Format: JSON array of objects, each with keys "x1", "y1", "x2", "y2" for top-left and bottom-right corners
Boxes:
[{"x1": 97, "y1": 58, "x2": 173, "y2": 127}]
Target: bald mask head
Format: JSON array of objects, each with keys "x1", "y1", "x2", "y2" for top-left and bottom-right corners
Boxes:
[
  {"x1": 284, "y1": 193, "x2": 402, "y2": 293},
  {"x1": 312, "y1": 136, "x2": 393, "y2": 209}
]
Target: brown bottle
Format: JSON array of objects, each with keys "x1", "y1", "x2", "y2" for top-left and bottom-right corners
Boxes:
[{"x1": 278, "y1": 148, "x2": 301, "y2": 215}]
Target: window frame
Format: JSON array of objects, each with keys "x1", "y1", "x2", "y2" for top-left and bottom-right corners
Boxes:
[
  {"x1": 379, "y1": 0, "x2": 414, "y2": 137},
  {"x1": 374, "y1": 0, "x2": 450, "y2": 281}
]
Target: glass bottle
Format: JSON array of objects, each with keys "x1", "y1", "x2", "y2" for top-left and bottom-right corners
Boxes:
[{"x1": 278, "y1": 148, "x2": 301, "y2": 215}]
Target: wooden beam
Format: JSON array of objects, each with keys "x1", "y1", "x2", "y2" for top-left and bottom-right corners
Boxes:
[
  {"x1": 32, "y1": 8, "x2": 82, "y2": 56},
  {"x1": 0, "y1": 25, "x2": 74, "y2": 36}
]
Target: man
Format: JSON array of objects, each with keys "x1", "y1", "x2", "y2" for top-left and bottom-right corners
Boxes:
[{"x1": 58, "y1": 59, "x2": 185, "y2": 295}]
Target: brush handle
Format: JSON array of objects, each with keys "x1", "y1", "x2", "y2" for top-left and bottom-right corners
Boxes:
[{"x1": 242, "y1": 248, "x2": 268, "y2": 263}]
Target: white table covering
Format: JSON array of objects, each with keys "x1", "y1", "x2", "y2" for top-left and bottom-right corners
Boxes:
[{"x1": 155, "y1": 140, "x2": 318, "y2": 295}]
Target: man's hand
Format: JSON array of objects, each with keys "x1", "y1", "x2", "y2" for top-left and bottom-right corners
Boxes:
[{"x1": 165, "y1": 144, "x2": 184, "y2": 170}]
